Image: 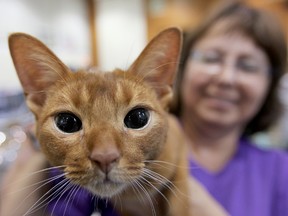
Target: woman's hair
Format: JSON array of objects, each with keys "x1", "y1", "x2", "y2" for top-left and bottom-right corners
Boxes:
[{"x1": 170, "y1": 1, "x2": 287, "y2": 136}]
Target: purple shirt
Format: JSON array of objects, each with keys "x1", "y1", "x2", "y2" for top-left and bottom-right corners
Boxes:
[
  {"x1": 190, "y1": 139, "x2": 288, "y2": 216},
  {"x1": 48, "y1": 139, "x2": 288, "y2": 215}
]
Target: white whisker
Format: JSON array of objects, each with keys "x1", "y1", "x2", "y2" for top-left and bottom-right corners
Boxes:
[
  {"x1": 9, "y1": 172, "x2": 66, "y2": 216},
  {"x1": 1, "y1": 165, "x2": 67, "y2": 193},
  {"x1": 139, "y1": 175, "x2": 171, "y2": 209},
  {"x1": 47, "y1": 179, "x2": 75, "y2": 216},
  {"x1": 128, "y1": 177, "x2": 146, "y2": 206},
  {"x1": 8, "y1": 171, "x2": 66, "y2": 195},
  {"x1": 144, "y1": 160, "x2": 190, "y2": 170},
  {"x1": 63, "y1": 184, "x2": 81, "y2": 215},
  {"x1": 133, "y1": 178, "x2": 157, "y2": 216},
  {"x1": 24, "y1": 177, "x2": 70, "y2": 216},
  {"x1": 143, "y1": 168, "x2": 182, "y2": 200}
]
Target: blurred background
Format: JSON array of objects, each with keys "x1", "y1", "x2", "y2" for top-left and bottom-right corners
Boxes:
[{"x1": 0, "y1": 0, "x2": 287, "y2": 181}]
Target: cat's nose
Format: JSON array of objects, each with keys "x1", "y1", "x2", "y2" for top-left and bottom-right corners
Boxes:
[{"x1": 90, "y1": 150, "x2": 120, "y2": 174}]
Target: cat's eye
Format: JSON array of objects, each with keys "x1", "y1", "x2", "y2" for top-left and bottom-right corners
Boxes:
[
  {"x1": 124, "y1": 108, "x2": 150, "y2": 129},
  {"x1": 55, "y1": 113, "x2": 82, "y2": 133}
]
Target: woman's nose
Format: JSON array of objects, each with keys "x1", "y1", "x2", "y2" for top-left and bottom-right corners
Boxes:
[{"x1": 214, "y1": 63, "x2": 237, "y2": 85}]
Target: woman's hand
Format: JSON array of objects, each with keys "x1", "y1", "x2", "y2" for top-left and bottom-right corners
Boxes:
[
  {"x1": 0, "y1": 132, "x2": 48, "y2": 216},
  {"x1": 189, "y1": 177, "x2": 230, "y2": 216}
]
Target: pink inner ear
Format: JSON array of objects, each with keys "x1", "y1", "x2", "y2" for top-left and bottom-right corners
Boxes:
[
  {"x1": 26, "y1": 92, "x2": 46, "y2": 107},
  {"x1": 127, "y1": 28, "x2": 182, "y2": 103},
  {"x1": 9, "y1": 33, "x2": 70, "y2": 113},
  {"x1": 129, "y1": 28, "x2": 182, "y2": 85}
]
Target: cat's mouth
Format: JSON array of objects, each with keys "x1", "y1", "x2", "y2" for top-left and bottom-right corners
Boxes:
[{"x1": 86, "y1": 179, "x2": 126, "y2": 198}]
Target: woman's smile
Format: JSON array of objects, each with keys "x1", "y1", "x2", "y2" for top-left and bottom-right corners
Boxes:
[{"x1": 204, "y1": 95, "x2": 237, "y2": 110}]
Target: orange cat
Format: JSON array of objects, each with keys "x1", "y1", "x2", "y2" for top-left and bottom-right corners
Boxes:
[{"x1": 9, "y1": 28, "x2": 191, "y2": 215}]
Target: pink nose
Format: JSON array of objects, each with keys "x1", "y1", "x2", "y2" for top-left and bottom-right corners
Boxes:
[{"x1": 90, "y1": 150, "x2": 120, "y2": 173}]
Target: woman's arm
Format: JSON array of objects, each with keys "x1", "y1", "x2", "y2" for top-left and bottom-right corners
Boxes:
[{"x1": 189, "y1": 177, "x2": 230, "y2": 216}]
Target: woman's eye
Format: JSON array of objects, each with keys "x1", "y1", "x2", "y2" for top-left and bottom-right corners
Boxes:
[
  {"x1": 202, "y1": 53, "x2": 222, "y2": 64},
  {"x1": 191, "y1": 50, "x2": 222, "y2": 64},
  {"x1": 54, "y1": 113, "x2": 82, "y2": 133},
  {"x1": 124, "y1": 108, "x2": 150, "y2": 129},
  {"x1": 237, "y1": 61, "x2": 260, "y2": 73}
]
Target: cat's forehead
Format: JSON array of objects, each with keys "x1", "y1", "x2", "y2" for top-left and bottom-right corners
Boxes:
[
  {"x1": 72, "y1": 70, "x2": 145, "y2": 103},
  {"x1": 47, "y1": 69, "x2": 157, "y2": 115}
]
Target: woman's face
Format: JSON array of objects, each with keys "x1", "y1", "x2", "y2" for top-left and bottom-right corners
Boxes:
[{"x1": 181, "y1": 30, "x2": 270, "y2": 130}]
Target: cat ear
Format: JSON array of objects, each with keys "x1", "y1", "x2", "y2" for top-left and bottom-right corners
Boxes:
[
  {"x1": 9, "y1": 33, "x2": 70, "y2": 115},
  {"x1": 128, "y1": 27, "x2": 182, "y2": 109}
]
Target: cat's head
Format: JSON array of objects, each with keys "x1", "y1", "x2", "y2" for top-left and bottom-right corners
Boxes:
[{"x1": 9, "y1": 28, "x2": 182, "y2": 198}]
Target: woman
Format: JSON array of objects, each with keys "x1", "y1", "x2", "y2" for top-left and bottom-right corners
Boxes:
[{"x1": 171, "y1": 1, "x2": 288, "y2": 216}]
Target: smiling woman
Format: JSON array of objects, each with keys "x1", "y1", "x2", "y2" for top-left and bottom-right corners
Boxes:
[
  {"x1": 172, "y1": 2, "x2": 286, "y2": 136},
  {"x1": 182, "y1": 31, "x2": 270, "y2": 130},
  {"x1": 170, "y1": 1, "x2": 288, "y2": 216}
]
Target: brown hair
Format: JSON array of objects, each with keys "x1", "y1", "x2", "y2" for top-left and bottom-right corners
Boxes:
[{"x1": 170, "y1": 1, "x2": 287, "y2": 136}]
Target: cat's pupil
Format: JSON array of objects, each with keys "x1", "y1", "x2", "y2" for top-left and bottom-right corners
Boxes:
[
  {"x1": 124, "y1": 108, "x2": 150, "y2": 129},
  {"x1": 55, "y1": 113, "x2": 82, "y2": 133}
]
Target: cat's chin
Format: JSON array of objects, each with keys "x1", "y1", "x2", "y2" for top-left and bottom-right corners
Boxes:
[{"x1": 86, "y1": 181, "x2": 127, "y2": 198}]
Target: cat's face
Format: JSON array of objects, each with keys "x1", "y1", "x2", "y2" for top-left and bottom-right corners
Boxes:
[
  {"x1": 9, "y1": 28, "x2": 182, "y2": 198},
  {"x1": 37, "y1": 70, "x2": 168, "y2": 197}
]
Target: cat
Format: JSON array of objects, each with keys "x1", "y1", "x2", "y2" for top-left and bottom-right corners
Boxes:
[{"x1": 8, "y1": 27, "x2": 191, "y2": 216}]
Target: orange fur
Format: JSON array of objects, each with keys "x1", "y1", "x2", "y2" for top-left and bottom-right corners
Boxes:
[{"x1": 9, "y1": 28, "x2": 191, "y2": 216}]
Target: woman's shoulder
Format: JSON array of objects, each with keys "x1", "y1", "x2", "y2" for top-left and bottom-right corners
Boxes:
[
  {"x1": 240, "y1": 138, "x2": 287, "y2": 157},
  {"x1": 238, "y1": 139, "x2": 288, "y2": 197},
  {"x1": 239, "y1": 138, "x2": 288, "y2": 169},
  {"x1": 240, "y1": 139, "x2": 288, "y2": 214}
]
